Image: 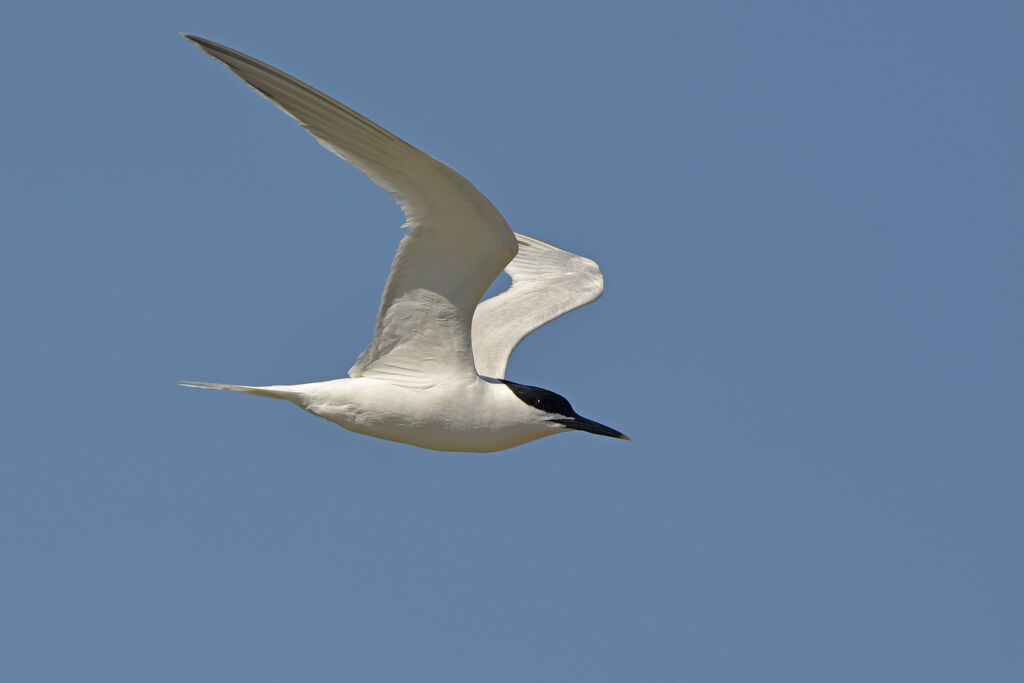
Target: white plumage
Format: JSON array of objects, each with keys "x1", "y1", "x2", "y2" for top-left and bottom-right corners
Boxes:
[{"x1": 473, "y1": 234, "x2": 604, "y2": 379}]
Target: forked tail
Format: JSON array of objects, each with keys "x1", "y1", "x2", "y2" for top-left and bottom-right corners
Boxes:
[{"x1": 179, "y1": 381, "x2": 300, "y2": 402}]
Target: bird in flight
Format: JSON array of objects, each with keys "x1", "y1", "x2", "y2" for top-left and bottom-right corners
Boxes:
[{"x1": 181, "y1": 35, "x2": 628, "y2": 452}]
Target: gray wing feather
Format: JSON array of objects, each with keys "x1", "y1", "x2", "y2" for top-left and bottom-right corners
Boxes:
[
  {"x1": 185, "y1": 35, "x2": 518, "y2": 385},
  {"x1": 472, "y1": 234, "x2": 604, "y2": 379}
]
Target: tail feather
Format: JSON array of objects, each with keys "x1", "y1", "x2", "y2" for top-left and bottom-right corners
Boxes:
[{"x1": 180, "y1": 381, "x2": 299, "y2": 402}]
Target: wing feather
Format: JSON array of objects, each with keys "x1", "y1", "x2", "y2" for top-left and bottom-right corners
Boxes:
[
  {"x1": 472, "y1": 234, "x2": 604, "y2": 379},
  {"x1": 185, "y1": 35, "x2": 517, "y2": 385}
]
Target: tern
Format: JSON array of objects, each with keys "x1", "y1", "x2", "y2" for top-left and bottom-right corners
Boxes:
[{"x1": 181, "y1": 35, "x2": 628, "y2": 452}]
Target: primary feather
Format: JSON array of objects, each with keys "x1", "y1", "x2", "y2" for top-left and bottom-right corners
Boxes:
[{"x1": 185, "y1": 35, "x2": 517, "y2": 387}]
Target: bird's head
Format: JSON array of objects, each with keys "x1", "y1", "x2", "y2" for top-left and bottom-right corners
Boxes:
[{"x1": 501, "y1": 380, "x2": 629, "y2": 441}]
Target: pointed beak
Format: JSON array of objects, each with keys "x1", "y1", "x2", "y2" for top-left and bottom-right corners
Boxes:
[{"x1": 553, "y1": 416, "x2": 630, "y2": 440}]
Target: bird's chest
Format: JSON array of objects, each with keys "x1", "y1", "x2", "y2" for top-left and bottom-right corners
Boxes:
[{"x1": 313, "y1": 381, "x2": 540, "y2": 452}]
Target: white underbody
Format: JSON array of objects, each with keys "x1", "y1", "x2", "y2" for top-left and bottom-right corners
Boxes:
[{"x1": 267, "y1": 377, "x2": 560, "y2": 452}]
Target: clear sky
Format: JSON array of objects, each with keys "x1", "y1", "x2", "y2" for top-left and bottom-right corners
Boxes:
[{"x1": 1, "y1": 1, "x2": 1019, "y2": 681}]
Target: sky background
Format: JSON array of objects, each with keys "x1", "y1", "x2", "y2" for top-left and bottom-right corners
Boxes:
[{"x1": 1, "y1": 1, "x2": 1020, "y2": 681}]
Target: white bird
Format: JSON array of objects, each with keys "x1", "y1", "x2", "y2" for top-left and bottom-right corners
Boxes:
[{"x1": 181, "y1": 35, "x2": 628, "y2": 452}]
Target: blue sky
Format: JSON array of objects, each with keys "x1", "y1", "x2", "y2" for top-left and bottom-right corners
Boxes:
[{"x1": 1, "y1": 1, "x2": 1020, "y2": 681}]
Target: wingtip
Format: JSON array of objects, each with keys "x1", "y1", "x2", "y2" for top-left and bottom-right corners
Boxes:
[{"x1": 181, "y1": 34, "x2": 216, "y2": 51}]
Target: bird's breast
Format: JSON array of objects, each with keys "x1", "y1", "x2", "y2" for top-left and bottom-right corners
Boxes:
[{"x1": 302, "y1": 377, "x2": 551, "y2": 452}]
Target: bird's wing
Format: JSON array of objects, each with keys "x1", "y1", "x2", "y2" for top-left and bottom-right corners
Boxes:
[
  {"x1": 471, "y1": 233, "x2": 603, "y2": 379},
  {"x1": 185, "y1": 35, "x2": 517, "y2": 387}
]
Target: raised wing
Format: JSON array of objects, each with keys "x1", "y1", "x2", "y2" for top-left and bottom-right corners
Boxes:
[
  {"x1": 471, "y1": 233, "x2": 604, "y2": 379},
  {"x1": 185, "y1": 35, "x2": 517, "y2": 386}
]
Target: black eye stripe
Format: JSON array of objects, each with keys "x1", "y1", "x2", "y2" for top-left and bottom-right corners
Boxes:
[{"x1": 500, "y1": 380, "x2": 576, "y2": 417}]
